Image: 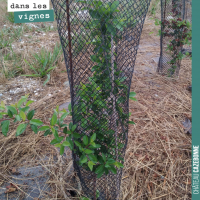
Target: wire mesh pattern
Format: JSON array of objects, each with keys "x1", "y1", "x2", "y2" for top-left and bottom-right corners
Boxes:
[
  {"x1": 184, "y1": 0, "x2": 191, "y2": 23},
  {"x1": 182, "y1": 0, "x2": 192, "y2": 55},
  {"x1": 157, "y1": 0, "x2": 191, "y2": 77},
  {"x1": 148, "y1": 0, "x2": 161, "y2": 16},
  {"x1": 51, "y1": 0, "x2": 151, "y2": 199}
]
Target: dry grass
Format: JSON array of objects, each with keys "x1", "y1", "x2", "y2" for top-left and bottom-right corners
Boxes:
[
  {"x1": 0, "y1": 0, "x2": 60, "y2": 84},
  {"x1": 120, "y1": 60, "x2": 191, "y2": 199},
  {"x1": 119, "y1": 17, "x2": 192, "y2": 199},
  {"x1": 0, "y1": 5, "x2": 191, "y2": 200}
]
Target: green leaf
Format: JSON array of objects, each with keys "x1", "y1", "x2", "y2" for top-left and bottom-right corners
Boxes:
[
  {"x1": 96, "y1": 190, "x2": 100, "y2": 198},
  {"x1": 110, "y1": 1, "x2": 119, "y2": 12},
  {"x1": 89, "y1": 144, "x2": 101, "y2": 149},
  {"x1": 17, "y1": 97, "x2": 27, "y2": 108},
  {"x1": 0, "y1": 112, "x2": 7, "y2": 116},
  {"x1": 117, "y1": 96, "x2": 126, "y2": 104},
  {"x1": 46, "y1": 66, "x2": 56, "y2": 73},
  {"x1": 129, "y1": 97, "x2": 137, "y2": 101},
  {"x1": 88, "y1": 154, "x2": 97, "y2": 163},
  {"x1": 90, "y1": 133, "x2": 96, "y2": 143},
  {"x1": 50, "y1": 139, "x2": 59, "y2": 145},
  {"x1": 96, "y1": 86, "x2": 101, "y2": 91},
  {"x1": 20, "y1": 106, "x2": 30, "y2": 113},
  {"x1": 0, "y1": 106, "x2": 5, "y2": 111},
  {"x1": 23, "y1": 94, "x2": 30, "y2": 99},
  {"x1": 74, "y1": 141, "x2": 82, "y2": 148},
  {"x1": 68, "y1": 103, "x2": 71, "y2": 112},
  {"x1": 90, "y1": 141, "x2": 96, "y2": 147},
  {"x1": 85, "y1": 149, "x2": 94, "y2": 154},
  {"x1": 14, "y1": 115, "x2": 21, "y2": 122},
  {"x1": 71, "y1": 124, "x2": 77, "y2": 132},
  {"x1": 95, "y1": 165, "x2": 104, "y2": 174},
  {"x1": 52, "y1": 128, "x2": 59, "y2": 140},
  {"x1": 1, "y1": 101, "x2": 5, "y2": 109},
  {"x1": 55, "y1": 143, "x2": 61, "y2": 148},
  {"x1": 62, "y1": 141, "x2": 70, "y2": 146},
  {"x1": 66, "y1": 137, "x2": 74, "y2": 150},
  {"x1": 60, "y1": 112, "x2": 69, "y2": 122},
  {"x1": 44, "y1": 129, "x2": 51, "y2": 136},
  {"x1": 27, "y1": 110, "x2": 35, "y2": 120},
  {"x1": 0, "y1": 114, "x2": 3, "y2": 119},
  {"x1": 7, "y1": 109, "x2": 13, "y2": 118},
  {"x1": 114, "y1": 161, "x2": 124, "y2": 168},
  {"x1": 106, "y1": 158, "x2": 116, "y2": 165},
  {"x1": 69, "y1": 122, "x2": 73, "y2": 130},
  {"x1": 97, "y1": 156, "x2": 104, "y2": 164},
  {"x1": 107, "y1": 23, "x2": 116, "y2": 35},
  {"x1": 81, "y1": 118, "x2": 87, "y2": 128},
  {"x1": 30, "y1": 119, "x2": 43, "y2": 126},
  {"x1": 89, "y1": 10, "x2": 101, "y2": 19},
  {"x1": 88, "y1": 161, "x2": 95, "y2": 171},
  {"x1": 25, "y1": 100, "x2": 34, "y2": 106},
  {"x1": 73, "y1": 132, "x2": 81, "y2": 139},
  {"x1": 60, "y1": 145, "x2": 64, "y2": 155},
  {"x1": 63, "y1": 127, "x2": 68, "y2": 134},
  {"x1": 66, "y1": 130, "x2": 72, "y2": 134},
  {"x1": 90, "y1": 55, "x2": 98, "y2": 62},
  {"x1": 97, "y1": 170, "x2": 104, "y2": 178},
  {"x1": 43, "y1": 74, "x2": 50, "y2": 86},
  {"x1": 19, "y1": 111, "x2": 26, "y2": 121},
  {"x1": 60, "y1": 123, "x2": 68, "y2": 128},
  {"x1": 50, "y1": 136, "x2": 64, "y2": 145},
  {"x1": 1, "y1": 120, "x2": 10, "y2": 136},
  {"x1": 80, "y1": 197, "x2": 90, "y2": 200},
  {"x1": 128, "y1": 121, "x2": 135, "y2": 125},
  {"x1": 6, "y1": 106, "x2": 17, "y2": 115},
  {"x1": 102, "y1": 153, "x2": 106, "y2": 162},
  {"x1": 119, "y1": 156, "x2": 124, "y2": 161},
  {"x1": 105, "y1": 163, "x2": 110, "y2": 168},
  {"x1": 61, "y1": 108, "x2": 67, "y2": 113},
  {"x1": 104, "y1": 167, "x2": 109, "y2": 175},
  {"x1": 58, "y1": 136, "x2": 64, "y2": 143},
  {"x1": 129, "y1": 112, "x2": 131, "y2": 117},
  {"x1": 83, "y1": 135, "x2": 88, "y2": 146},
  {"x1": 31, "y1": 124, "x2": 38, "y2": 134},
  {"x1": 38, "y1": 126, "x2": 50, "y2": 131},
  {"x1": 80, "y1": 155, "x2": 87, "y2": 164},
  {"x1": 16, "y1": 123, "x2": 28, "y2": 136},
  {"x1": 21, "y1": 74, "x2": 40, "y2": 77},
  {"x1": 109, "y1": 165, "x2": 117, "y2": 174},
  {"x1": 50, "y1": 112, "x2": 57, "y2": 126},
  {"x1": 129, "y1": 92, "x2": 136, "y2": 97}
]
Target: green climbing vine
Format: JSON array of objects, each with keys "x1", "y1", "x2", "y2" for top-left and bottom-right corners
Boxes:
[
  {"x1": 0, "y1": 0, "x2": 136, "y2": 198},
  {"x1": 161, "y1": 0, "x2": 192, "y2": 76}
]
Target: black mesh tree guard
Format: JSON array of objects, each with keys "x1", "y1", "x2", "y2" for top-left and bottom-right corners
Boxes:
[
  {"x1": 51, "y1": 0, "x2": 151, "y2": 199},
  {"x1": 182, "y1": 0, "x2": 192, "y2": 55},
  {"x1": 157, "y1": 0, "x2": 191, "y2": 77}
]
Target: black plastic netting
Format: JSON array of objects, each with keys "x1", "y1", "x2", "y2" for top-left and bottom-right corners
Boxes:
[
  {"x1": 182, "y1": 0, "x2": 192, "y2": 55},
  {"x1": 157, "y1": 0, "x2": 191, "y2": 77},
  {"x1": 51, "y1": 0, "x2": 151, "y2": 199}
]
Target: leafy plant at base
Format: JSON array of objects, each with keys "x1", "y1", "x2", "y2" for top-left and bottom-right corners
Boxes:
[{"x1": 0, "y1": 90, "x2": 135, "y2": 198}]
